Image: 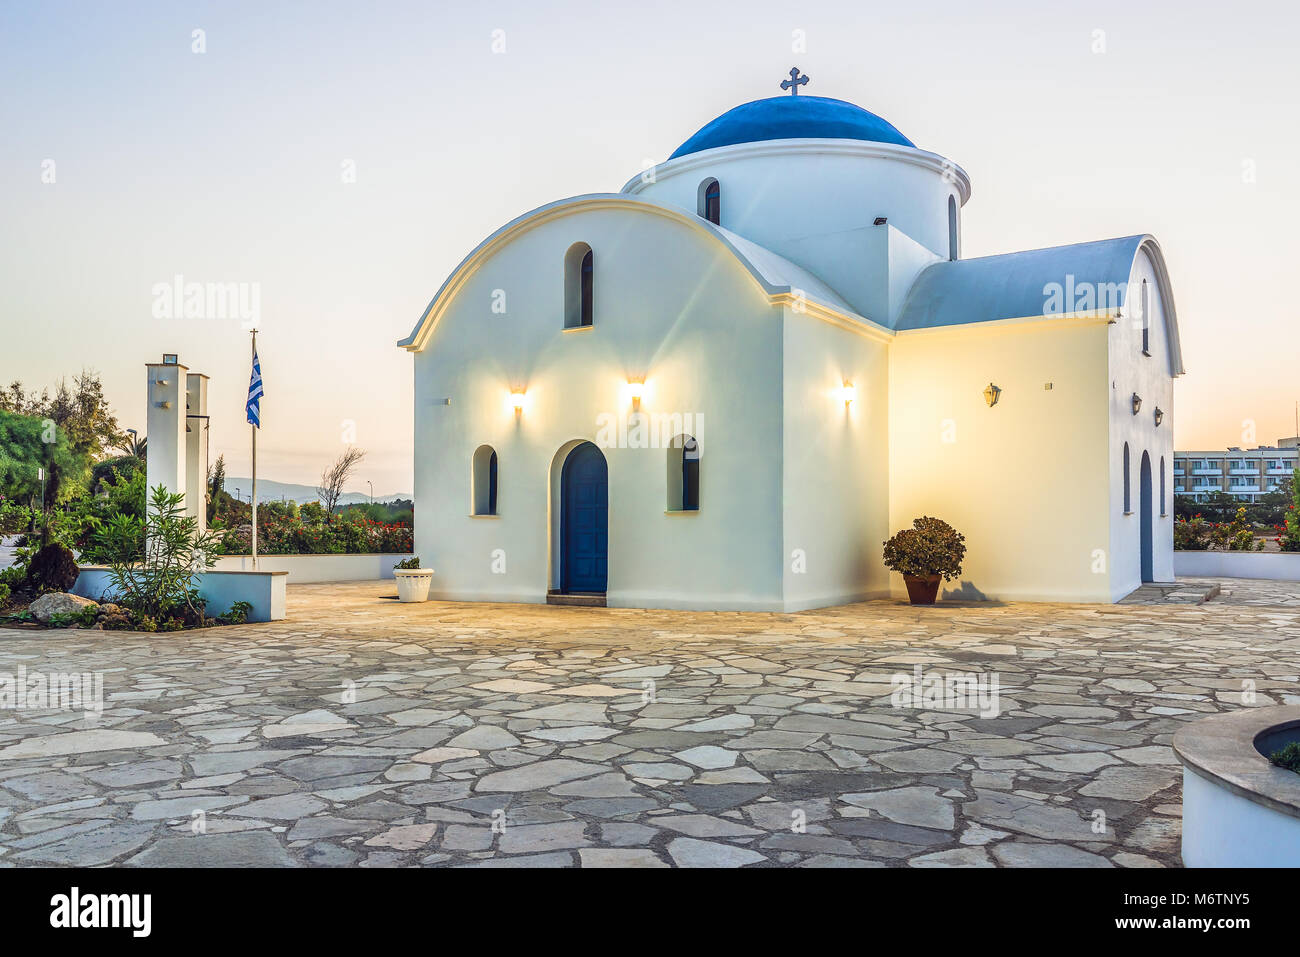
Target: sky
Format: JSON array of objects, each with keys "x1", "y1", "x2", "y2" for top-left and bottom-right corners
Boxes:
[{"x1": 3, "y1": 0, "x2": 1298, "y2": 493}]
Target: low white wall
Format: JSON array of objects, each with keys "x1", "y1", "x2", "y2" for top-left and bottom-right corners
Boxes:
[
  {"x1": 213, "y1": 553, "x2": 413, "y2": 583},
  {"x1": 1181, "y1": 767, "x2": 1300, "y2": 867},
  {"x1": 73, "y1": 567, "x2": 287, "y2": 623},
  {"x1": 1174, "y1": 551, "x2": 1300, "y2": 581}
]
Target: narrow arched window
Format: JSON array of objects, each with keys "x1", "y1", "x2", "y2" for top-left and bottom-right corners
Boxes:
[
  {"x1": 1123, "y1": 442, "x2": 1131, "y2": 513},
  {"x1": 666, "y1": 434, "x2": 700, "y2": 512},
  {"x1": 1160, "y1": 455, "x2": 1166, "y2": 515},
  {"x1": 473, "y1": 445, "x2": 498, "y2": 515},
  {"x1": 948, "y1": 195, "x2": 958, "y2": 261},
  {"x1": 1141, "y1": 279, "x2": 1150, "y2": 355},
  {"x1": 564, "y1": 242, "x2": 593, "y2": 328},
  {"x1": 699, "y1": 178, "x2": 720, "y2": 225}
]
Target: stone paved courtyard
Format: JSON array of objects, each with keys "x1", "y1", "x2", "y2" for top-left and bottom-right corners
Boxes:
[{"x1": 1, "y1": 578, "x2": 1298, "y2": 868}]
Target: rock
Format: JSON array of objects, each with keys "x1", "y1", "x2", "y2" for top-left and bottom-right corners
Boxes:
[
  {"x1": 910, "y1": 847, "x2": 996, "y2": 867},
  {"x1": 840, "y1": 787, "x2": 956, "y2": 831},
  {"x1": 126, "y1": 833, "x2": 296, "y2": 868},
  {"x1": 991, "y1": 841, "x2": 1113, "y2": 867},
  {"x1": 0, "y1": 729, "x2": 167, "y2": 760},
  {"x1": 364, "y1": 823, "x2": 439, "y2": 851},
  {"x1": 1078, "y1": 766, "x2": 1179, "y2": 802},
  {"x1": 29, "y1": 592, "x2": 97, "y2": 624},
  {"x1": 18, "y1": 823, "x2": 157, "y2": 866},
  {"x1": 579, "y1": 848, "x2": 668, "y2": 868},
  {"x1": 446, "y1": 725, "x2": 521, "y2": 750},
  {"x1": 666, "y1": 837, "x2": 766, "y2": 868},
  {"x1": 474, "y1": 759, "x2": 605, "y2": 792},
  {"x1": 497, "y1": 821, "x2": 590, "y2": 854}
]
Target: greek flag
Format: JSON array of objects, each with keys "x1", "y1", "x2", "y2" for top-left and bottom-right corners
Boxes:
[{"x1": 246, "y1": 350, "x2": 263, "y2": 427}]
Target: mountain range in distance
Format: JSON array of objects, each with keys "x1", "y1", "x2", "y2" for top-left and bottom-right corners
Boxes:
[{"x1": 223, "y1": 478, "x2": 412, "y2": 505}]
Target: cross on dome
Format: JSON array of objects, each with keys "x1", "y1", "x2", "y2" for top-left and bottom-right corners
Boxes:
[{"x1": 780, "y1": 67, "x2": 809, "y2": 96}]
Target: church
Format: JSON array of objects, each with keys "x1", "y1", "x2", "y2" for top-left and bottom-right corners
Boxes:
[{"x1": 400, "y1": 70, "x2": 1183, "y2": 611}]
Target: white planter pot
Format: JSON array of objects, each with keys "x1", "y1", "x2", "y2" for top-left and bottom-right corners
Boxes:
[
  {"x1": 394, "y1": 568, "x2": 434, "y2": 602},
  {"x1": 1174, "y1": 706, "x2": 1300, "y2": 866}
]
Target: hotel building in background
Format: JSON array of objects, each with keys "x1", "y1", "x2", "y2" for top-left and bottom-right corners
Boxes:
[{"x1": 1174, "y1": 437, "x2": 1299, "y2": 502}]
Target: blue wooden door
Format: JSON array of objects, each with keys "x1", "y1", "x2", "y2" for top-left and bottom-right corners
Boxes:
[
  {"x1": 561, "y1": 442, "x2": 608, "y2": 593},
  {"x1": 1139, "y1": 452, "x2": 1154, "y2": 583}
]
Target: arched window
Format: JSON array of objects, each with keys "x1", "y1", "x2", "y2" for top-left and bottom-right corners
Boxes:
[
  {"x1": 473, "y1": 445, "x2": 498, "y2": 515},
  {"x1": 1123, "y1": 442, "x2": 1131, "y2": 513},
  {"x1": 564, "y1": 242, "x2": 593, "y2": 328},
  {"x1": 1141, "y1": 279, "x2": 1150, "y2": 355},
  {"x1": 666, "y1": 435, "x2": 700, "y2": 512},
  {"x1": 698, "y1": 178, "x2": 720, "y2": 225},
  {"x1": 1160, "y1": 455, "x2": 1166, "y2": 515},
  {"x1": 948, "y1": 196, "x2": 958, "y2": 261}
]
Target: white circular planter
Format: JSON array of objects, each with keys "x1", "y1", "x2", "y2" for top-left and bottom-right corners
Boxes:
[
  {"x1": 393, "y1": 568, "x2": 434, "y2": 602},
  {"x1": 1174, "y1": 705, "x2": 1300, "y2": 867}
]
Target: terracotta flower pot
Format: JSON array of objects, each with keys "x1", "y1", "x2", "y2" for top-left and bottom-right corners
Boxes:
[{"x1": 903, "y1": 573, "x2": 941, "y2": 605}]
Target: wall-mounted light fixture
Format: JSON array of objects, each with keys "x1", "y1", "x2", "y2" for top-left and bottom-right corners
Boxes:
[
  {"x1": 628, "y1": 379, "x2": 645, "y2": 411},
  {"x1": 873, "y1": 217, "x2": 888, "y2": 226},
  {"x1": 510, "y1": 391, "x2": 526, "y2": 414},
  {"x1": 1131, "y1": 393, "x2": 1142, "y2": 415},
  {"x1": 1154, "y1": 406, "x2": 1164, "y2": 427},
  {"x1": 984, "y1": 382, "x2": 1001, "y2": 407},
  {"x1": 839, "y1": 382, "x2": 856, "y2": 406}
]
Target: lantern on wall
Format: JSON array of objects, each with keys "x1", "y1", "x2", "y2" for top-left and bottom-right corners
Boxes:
[
  {"x1": 1131, "y1": 393, "x2": 1142, "y2": 415},
  {"x1": 983, "y1": 383, "x2": 1001, "y2": 407},
  {"x1": 1154, "y1": 406, "x2": 1164, "y2": 427}
]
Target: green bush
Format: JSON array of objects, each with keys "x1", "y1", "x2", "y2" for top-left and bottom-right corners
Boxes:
[
  {"x1": 0, "y1": 495, "x2": 33, "y2": 535},
  {"x1": 1282, "y1": 469, "x2": 1300, "y2": 552},
  {"x1": 222, "y1": 600, "x2": 253, "y2": 624},
  {"x1": 883, "y1": 517, "x2": 966, "y2": 581},
  {"x1": 394, "y1": 556, "x2": 421, "y2": 570},
  {"x1": 1173, "y1": 515, "x2": 1212, "y2": 550},
  {"x1": 1269, "y1": 742, "x2": 1300, "y2": 775}
]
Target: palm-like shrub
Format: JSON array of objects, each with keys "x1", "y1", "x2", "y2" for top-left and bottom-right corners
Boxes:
[
  {"x1": 93, "y1": 484, "x2": 219, "y2": 620},
  {"x1": 883, "y1": 516, "x2": 966, "y2": 580}
]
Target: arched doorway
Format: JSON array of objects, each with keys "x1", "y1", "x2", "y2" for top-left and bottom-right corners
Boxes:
[
  {"x1": 560, "y1": 442, "x2": 607, "y2": 593},
  {"x1": 1139, "y1": 451, "x2": 1154, "y2": 583}
]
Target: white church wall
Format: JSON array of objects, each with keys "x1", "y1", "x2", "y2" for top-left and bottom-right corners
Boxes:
[
  {"x1": 780, "y1": 306, "x2": 892, "y2": 610},
  {"x1": 626, "y1": 141, "x2": 966, "y2": 319},
  {"x1": 889, "y1": 319, "x2": 1114, "y2": 602},
  {"x1": 887, "y1": 227, "x2": 945, "y2": 327},
  {"x1": 1106, "y1": 247, "x2": 1176, "y2": 599},
  {"x1": 412, "y1": 207, "x2": 786, "y2": 609},
  {"x1": 774, "y1": 225, "x2": 940, "y2": 328}
]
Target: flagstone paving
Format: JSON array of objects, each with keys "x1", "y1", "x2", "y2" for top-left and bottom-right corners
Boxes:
[{"x1": 1, "y1": 578, "x2": 1297, "y2": 868}]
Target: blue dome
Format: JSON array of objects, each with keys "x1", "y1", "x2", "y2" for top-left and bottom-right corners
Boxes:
[{"x1": 669, "y1": 95, "x2": 914, "y2": 160}]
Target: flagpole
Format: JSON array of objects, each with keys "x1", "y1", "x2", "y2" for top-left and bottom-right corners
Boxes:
[{"x1": 251, "y1": 329, "x2": 258, "y2": 571}]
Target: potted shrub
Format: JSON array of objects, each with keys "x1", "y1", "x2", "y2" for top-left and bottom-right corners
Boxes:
[
  {"x1": 393, "y1": 556, "x2": 433, "y2": 602},
  {"x1": 882, "y1": 516, "x2": 966, "y2": 605}
]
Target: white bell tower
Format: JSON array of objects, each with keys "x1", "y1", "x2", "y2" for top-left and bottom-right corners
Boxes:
[{"x1": 145, "y1": 354, "x2": 210, "y2": 532}]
